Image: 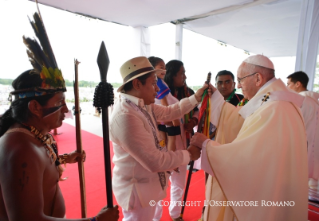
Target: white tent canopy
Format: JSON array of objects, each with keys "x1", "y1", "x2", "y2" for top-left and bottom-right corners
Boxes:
[{"x1": 33, "y1": 0, "x2": 319, "y2": 89}]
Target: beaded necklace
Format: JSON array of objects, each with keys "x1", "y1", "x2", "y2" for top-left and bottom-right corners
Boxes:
[
  {"x1": 27, "y1": 125, "x2": 61, "y2": 166},
  {"x1": 25, "y1": 124, "x2": 65, "y2": 180}
]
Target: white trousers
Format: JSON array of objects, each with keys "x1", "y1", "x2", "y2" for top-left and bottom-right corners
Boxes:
[
  {"x1": 122, "y1": 188, "x2": 156, "y2": 221},
  {"x1": 153, "y1": 164, "x2": 187, "y2": 220}
]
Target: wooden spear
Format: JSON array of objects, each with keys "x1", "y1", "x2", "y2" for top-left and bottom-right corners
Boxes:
[
  {"x1": 93, "y1": 41, "x2": 114, "y2": 207},
  {"x1": 180, "y1": 72, "x2": 211, "y2": 219},
  {"x1": 73, "y1": 59, "x2": 87, "y2": 217}
]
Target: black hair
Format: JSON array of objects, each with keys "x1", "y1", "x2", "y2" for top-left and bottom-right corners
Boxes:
[
  {"x1": 215, "y1": 70, "x2": 234, "y2": 81},
  {"x1": 123, "y1": 72, "x2": 155, "y2": 92},
  {"x1": 0, "y1": 70, "x2": 55, "y2": 137},
  {"x1": 164, "y1": 60, "x2": 184, "y2": 96},
  {"x1": 148, "y1": 56, "x2": 164, "y2": 68},
  {"x1": 287, "y1": 71, "x2": 309, "y2": 88}
]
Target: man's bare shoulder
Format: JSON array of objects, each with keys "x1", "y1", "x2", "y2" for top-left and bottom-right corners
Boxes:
[{"x1": 0, "y1": 131, "x2": 45, "y2": 166}]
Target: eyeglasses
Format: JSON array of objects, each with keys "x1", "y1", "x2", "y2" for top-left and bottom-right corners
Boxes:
[{"x1": 237, "y1": 72, "x2": 257, "y2": 84}]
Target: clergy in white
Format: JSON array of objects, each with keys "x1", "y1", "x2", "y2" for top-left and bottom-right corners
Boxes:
[
  {"x1": 192, "y1": 55, "x2": 308, "y2": 221},
  {"x1": 287, "y1": 71, "x2": 319, "y2": 190}
]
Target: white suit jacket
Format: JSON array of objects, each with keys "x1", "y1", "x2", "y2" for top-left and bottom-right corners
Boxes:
[{"x1": 110, "y1": 93, "x2": 198, "y2": 210}]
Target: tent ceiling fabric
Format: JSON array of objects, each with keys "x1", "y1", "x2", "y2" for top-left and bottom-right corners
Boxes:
[
  {"x1": 34, "y1": 0, "x2": 254, "y2": 26},
  {"x1": 34, "y1": 0, "x2": 302, "y2": 57},
  {"x1": 184, "y1": 0, "x2": 302, "y2": 57}
]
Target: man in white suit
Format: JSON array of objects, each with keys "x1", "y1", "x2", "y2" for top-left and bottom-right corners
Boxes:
[{"x1": 110, "y1": 56, "x2": 209, "y2": 221}]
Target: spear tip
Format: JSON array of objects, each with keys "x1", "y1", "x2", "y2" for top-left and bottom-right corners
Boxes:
[{"x1": 97, "y1": 41, "x2": 110, "y2": 82}]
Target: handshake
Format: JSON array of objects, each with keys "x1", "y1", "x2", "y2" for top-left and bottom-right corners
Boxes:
[{"x1": 187, "y1": 132, "x2": 210, "y2": 161}]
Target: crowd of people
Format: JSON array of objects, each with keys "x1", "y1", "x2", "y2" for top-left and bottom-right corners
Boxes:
[{"x1": 1, "y1": 4, "x2": 319, "y2": 221}]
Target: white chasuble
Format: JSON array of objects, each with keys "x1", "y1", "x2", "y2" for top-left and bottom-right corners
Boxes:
[{"x1": 204, "y1": 79, "x2": 308, "y2": 221}]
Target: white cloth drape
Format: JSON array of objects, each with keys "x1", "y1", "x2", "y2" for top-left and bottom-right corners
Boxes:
[
  {"x1": 295, "y1": 0, "x2": 319, "y2": 91},
  {"x1": 133, "y1": 26, "x2": 150, "y2": 57},
  {"x1": 175, "y1": 23, "x2": 183, "y2": 60}
]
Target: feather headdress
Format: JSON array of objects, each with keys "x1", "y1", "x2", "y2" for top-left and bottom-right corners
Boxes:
[{"x1": 10, "y1": 3, "x2": 66, "y2": 99}]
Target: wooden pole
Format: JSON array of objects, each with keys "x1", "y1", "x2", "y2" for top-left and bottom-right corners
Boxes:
[
  {"x1": 74, "y1": 59, "x2": 87, "y2": 217},
  {"x1": 180, "y1": 72, "x2": 211, "y2": 218}
]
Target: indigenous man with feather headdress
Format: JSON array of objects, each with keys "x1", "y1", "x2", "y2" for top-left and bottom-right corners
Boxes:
[{"x1": 0, "y1": 7, "x2": 119, "y2": 221}]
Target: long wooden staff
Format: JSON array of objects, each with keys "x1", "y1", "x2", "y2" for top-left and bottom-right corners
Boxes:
[
  {"x1": 73, "y1": 59, "x2": 87, "y2": 217},
  {"x1": 180, "y1": 72, "x2": 211, "y2": 219},
  {"x1": 93, "y1": 41, "x2": 114, "y2": 207}
]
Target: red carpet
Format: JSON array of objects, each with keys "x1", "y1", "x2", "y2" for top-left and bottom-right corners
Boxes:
[
  {"x1": 309, "y1": 202, "x2": 319, "y2": 221},
  {"x1": 57, "y1": 122, "x2": 318, "y2": 221},
  {"x1": 56, "y1": 122, "x2": 205, "y2": 220}
]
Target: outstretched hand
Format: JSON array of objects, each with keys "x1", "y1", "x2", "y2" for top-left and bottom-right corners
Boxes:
[
  {"x1": 190, "y1": 132, "x2": 209, "y2": 148},
  {"x1": 195, "y1": 83, "x2": 217, "y2": 101},
  {"x1": 187, "y1": 145, "x2": 201, "y2": 161},
  {"x1": 194, "y1": 84, "x2": 208, "y2": 102}
]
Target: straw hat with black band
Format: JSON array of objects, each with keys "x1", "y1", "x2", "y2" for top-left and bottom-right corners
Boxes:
[{"x1": 118, "y1": 56, "x2": 164, "y2": 92}]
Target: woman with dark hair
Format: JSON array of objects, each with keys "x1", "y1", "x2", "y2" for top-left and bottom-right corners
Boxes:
[
  {"x1": 164, "y1": 60, "x2": 199, "y2": 135},
  {"x1": 158, "y1": 60, "x2": 199, "y2": 221}
]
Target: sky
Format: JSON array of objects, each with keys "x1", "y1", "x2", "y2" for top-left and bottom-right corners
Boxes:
[{"x1": 0, "y1": 0, "x2": 297, "y2": 87}]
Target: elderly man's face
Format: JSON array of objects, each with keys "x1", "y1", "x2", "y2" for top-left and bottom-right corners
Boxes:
[{"x1": 237, "y1": 64, "x2": 259, "y2": 100}]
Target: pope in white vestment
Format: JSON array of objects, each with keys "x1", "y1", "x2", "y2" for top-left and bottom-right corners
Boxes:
[{"x1": 193, "y1": 55, "x2": 308, "y2": 221}]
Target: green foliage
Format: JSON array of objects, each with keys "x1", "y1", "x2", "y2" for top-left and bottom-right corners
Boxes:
[
  {"x1": 189, "y1": 85, "x2": 202, "y2": 91},
  {"x1": 65, "y1": 97, "x2": 92, "y2": 103},
  {"x1": 82, "y1": 97, "x2": 90, "y2": 102},
  {"x1": 79, "y1": 81, "x2": 98, "y2": 87},
  {"x1": 65, "y1": 98, "x2": 75, "y2": 103},
  {"x1": 110, "y1": 82, "x2": 122, "y2": 88},
  {"x1": 65, "y1": 79, "x2": 73, "y2": 87},
  {"x1": 0, "y1": 79, "x2": 13, "y2": 85},
  {"x1": 0, "y1": 78, "x2": 122, "y2": 89},
  {"x1": 65, "y1": 80, "x2": 122, "y2": 88}
]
